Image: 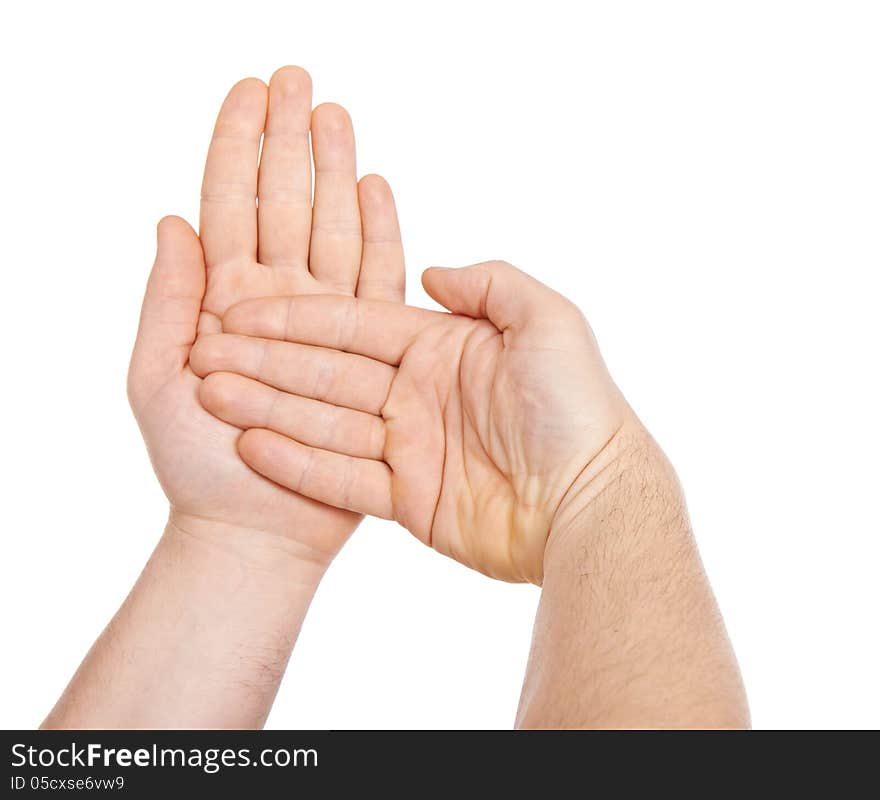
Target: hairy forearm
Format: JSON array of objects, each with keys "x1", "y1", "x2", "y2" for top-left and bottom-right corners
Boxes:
[
  {"x1": 516, "y1": 429, "x2": 749, "y2": 728},
  {"x1": 43, "y1": 514, "x2": 326, "y2": 729}
]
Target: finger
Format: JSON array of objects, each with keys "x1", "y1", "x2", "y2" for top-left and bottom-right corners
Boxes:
[
  {"x1": 223, "y1": 295, "x2": 440, "y2": 366},
  {"x1": 200, "y1": 78, "x2": 267, "y2": 268},
  {"x1": 421, "y1": 260, "x2": 574, "y2": 333},
  {"x1": 190, "y1": 333, "x2": 395, "y2": 415},
  {"x1": 128, "y1": 217, "x2": 205, "y2": 411},
  {"x1": 238, "y1": 429, "x2": 393, "y2": 518},
  {"x1": 197, "y1": 311, "x2": 222, "y2": 337},
  {"x1": 356, "y1": 174, "x2": 405, "y2": 302},
  {"x1": 308, "y1": 103, "x2": 361, "y2": 292},
  {"x1": 257, "y1": 66, "x2": 313, "y2": 269},
  {"x1": 200, "y1": 372, "x2": 385, "y2": 460}
]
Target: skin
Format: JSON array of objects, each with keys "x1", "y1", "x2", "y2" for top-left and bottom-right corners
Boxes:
[
  {"x1": 192, "y1": 261, "x2": 750, "y2": 726},
  {"x1": 133, "y1": 69, "x2": 404, "y2": 562},
  {"x1": 43, "y1": 66, "x2": 405, "y2": 728},
  {"x1": 519, "y1": 438, "x2": 750, "y2": 727},
  {"x1": 190, "y1": 261, "x2": 627, "y2": 584},
  {"x1": 43, "y1": 66, "x2": 746, "y2": 729}
]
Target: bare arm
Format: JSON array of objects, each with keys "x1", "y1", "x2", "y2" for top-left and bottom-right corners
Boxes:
[
  {"x1": 43, "y1": 516, "x2": 325, "y2": 729},
  {"x1": 516, "y1": 430, "x2": 749, "y2": 728},
  {"x1": 44, "y1": 67, "x2": 407, "y2": 729},
  {"x1": 197, "y1": 261, "x2": 749, "y2": 727}
]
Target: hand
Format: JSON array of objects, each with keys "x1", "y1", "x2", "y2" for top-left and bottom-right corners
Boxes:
[
  {"x1": 190, "y1": 260, "x2": 640, "y2": 583},
  {"x1": 128, "y1": 67, "x2": 405, "y2": 565}
]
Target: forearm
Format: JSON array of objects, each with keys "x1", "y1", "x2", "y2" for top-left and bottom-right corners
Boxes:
[
  {"x1": 43, "y1": 513, "x2": 326, "y2": 729},
  {"x1": 516, "y1": 430, "x2": 749, "y2": 728}
]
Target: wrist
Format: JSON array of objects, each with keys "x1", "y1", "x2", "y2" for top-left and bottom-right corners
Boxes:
[
  {"x1": 545, "y1": 422, "x2": 694, "y2": 579},
  {"x1": 43, "y1": 513, "x2": 329, "y2": 729},
  {"x1": 166, "y1": 510, "x2": 330, "y2": 592},
  {"x1": 523, "y1": 425, "x2": 749, "y2": 728}
]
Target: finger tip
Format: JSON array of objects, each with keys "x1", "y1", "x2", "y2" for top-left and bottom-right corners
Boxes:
[
  {"x1": 359, "y1": 173, "x2": 390, "y2": 190},
  {"x1": 420, "y1": 266, "x2": 448, "y2": 285},
  {"x1": 358, "y1": 174, "x2": 394, "y2": 204},
  {"x1": 222, "y1": 297, "x2": 289, "y2": 339},
  {"x1": 269, "y1": 65, "x2": 312, "y2": 93},
  {"x1": 187, "y1": 338, "x2": 209, "y2": 377},
  {"x1": 223, "y1": 77, "x2": 268, "y2": 113},
  {"x1": 188, "y1": 331, "x2": 230, "y2": 377},
  {"x1": 156, "y1": 214, "x2": 197, "y2": 242},
  {"x1": 237, "y1": 427, "x2": 266, "y2": 463},
  {"x1": 219, "y1": 301, "x2": 246, "y2": 332},
  {"x1": 230, "y1": 76, "x2": 267, "y2": 95},
  {"x1": 311, "y1": 102, "x2": 352, "y2": 131},
  {"x1": 157, "y1": 214, "x2": 184, "y2": 231},
  {"x1": 198, "y1": 371, "x2": 225, "y2": 412}
]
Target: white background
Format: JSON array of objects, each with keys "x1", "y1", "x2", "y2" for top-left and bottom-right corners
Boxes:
[{"x1": 1, "y1": 1, "x2": 878, "y2": 729}]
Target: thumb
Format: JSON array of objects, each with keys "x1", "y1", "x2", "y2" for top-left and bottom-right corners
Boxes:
[
  {"x1": 421, "y1": 260, "x2": 571, "y2": 333},
  {"x1": 128, "y1": 216, "x2": 206, "y2": 410}
]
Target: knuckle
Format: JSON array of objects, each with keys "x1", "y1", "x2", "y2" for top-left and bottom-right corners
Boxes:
[
  {"x1": 294, "y1": 446, "x2": 316, "y2": 496},
  {"x1": 254, "y1": 338, "x2": 273, "y2": 381},
  {"x1": 337, "y1": 455, "x2": 356, "y2": 508},
  {"x1": 262, "y1": 387, "x2": 283, "y2": 430},
  {"x1": 336, "y1": 297, "x2": 360, "y2": 351},
  {"x1": 310, "y1": 355, "x2": 337, "y2": 401}
]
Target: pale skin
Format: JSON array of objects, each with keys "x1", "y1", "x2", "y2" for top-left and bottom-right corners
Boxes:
[
  {"x1": 43, "y1": 66, "x2": 406, "y2": 728},
  {"x1": 45, "y1": 66, "x2": 748, "y2": 730},
  {"x1": 192, "y1": 261, "x2": 750, "y2": 727}
]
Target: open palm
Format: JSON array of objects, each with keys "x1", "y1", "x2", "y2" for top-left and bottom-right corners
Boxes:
[
  {"x1": 128, "y1": 67, "x2": 405, "y2": 562},
  {"x1": 191, "y1": 261, "x2": 630, "y2": 582}
]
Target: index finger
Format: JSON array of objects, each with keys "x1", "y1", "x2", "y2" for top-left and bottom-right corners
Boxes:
[
  {"x1": 200, "y1": 78, "x2": 267, "y2": 269},
  {"x1": 222, "y1": 295, "x2": 442, "y2": 365}
]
